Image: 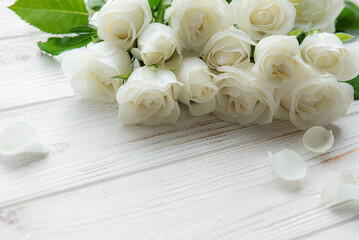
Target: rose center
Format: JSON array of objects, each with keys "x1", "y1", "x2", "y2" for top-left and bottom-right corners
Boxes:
[
  {"x1": 250, "y1": 4, "x2": 277, "y2": 27},
  {"x1": 317, "y1": 52, "x2": 339, "y2": 68}
]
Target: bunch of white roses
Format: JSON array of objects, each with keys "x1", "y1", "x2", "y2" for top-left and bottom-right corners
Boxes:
[{"x1": 61, "y1": 0, "x2": 359, "y2": 129}]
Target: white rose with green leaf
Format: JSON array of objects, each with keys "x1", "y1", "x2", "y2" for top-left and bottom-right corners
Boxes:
[
  {"x1": 131, "y1": 23, "x2": 183, "y2": 70},
  {"x1": 253, "y1": 35, "x2": 310, "y2": 87},
  {"x1": 300, "y1": 32, "x2": 359, "y2": 81},
  {"x1": 94, "y1": 0, "x2": 152, "y2": 49},
  {"x1": 202, "y1": 27, "x2": 255, "y2": 70},
  {"x1": 290, "y1": 0, "x2": 345, "y2": 32},
  {"x1": 231, "y1": 0, "x2": 296, "y2": 40},
  {"x1": 173, "y1": 57, "x2": 218, "y2": 116},
  {"x1": 117, "y1": 67, "x2": 183, "y2": 126},
  {"x1": 214, "y1": 63, "x2": 276, "y2": 125},
  {"x1": 61, "y1": 42, "x2": 132, "y2": 102},
  {"x1": 165, "y1": 0, "x2": 231, "y2": 52},
  {"x1": 275, "y1": 74, "x2": 353, "y2": 129}
]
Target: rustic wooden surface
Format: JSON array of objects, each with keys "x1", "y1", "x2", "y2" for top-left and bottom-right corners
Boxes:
[{"x1": 1, "y1": 0, "x2": 359, "y2": 239}]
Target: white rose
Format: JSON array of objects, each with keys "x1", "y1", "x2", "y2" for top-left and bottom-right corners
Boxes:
[
  {"x1": 173, "y1": 57, "x2": 218, "y2": 116},
  {"x1": 231, "y1": 0, "x2": 296, "y2": 40},
  {"x1": 94, "y1": 0, "x2": 152, "y2": 49},
  {"x1": 290, "y1": 0, "x2": 344, "y2": 32},
  {"x1": 214, "y1": 63, "x2": 276, "y2": 125},
  {"x1": 165, "y1": 0, "x2": 231, "y2": 52},
  {"x1": 201, "y1": 27, "x2": 256, "y2": 70},
  {"x1": 253, "y1": 35, "x2": 309, "y2": 86},
  {"x1": 61, "y1": 42, "x2": 132, "y2": 102},
  {"x1": 131, "y1": 23, "x2": 183, "y2": 70},
  {"x1": 116, "y1": 67, "x2": 183, "y2": 126},
  {"x1": 300, "y1": 32, "x2": 359, "y2": 81},
  {"x1": 275, "y1": 74, "x2": 353, "y2": 129}
]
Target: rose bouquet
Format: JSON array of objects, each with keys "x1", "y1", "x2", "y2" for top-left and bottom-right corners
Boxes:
[{"x1": 9, "y1": 0, "x2": 359, "y2": 129}]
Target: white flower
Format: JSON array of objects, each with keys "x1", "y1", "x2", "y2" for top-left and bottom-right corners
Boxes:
[
  {"x1": 290, "y1": 0, "x2": 344, "y2": 32},
  {"x1": 253, "y1": 35, "x2": 309, "y2": 87},
  {"x1": 231, "y1": 0, "x2": 296, "y2": 40},
  {"x1": 173, "y1": 57, "x2": 218, "y2": 116},
  {"x1": 0, "y1": 122, "x2": 48, "y2": 156},
  {"x1": 165, "y1": 0, "x2": 231, "y2": 52},
  {"x1": 61, "y1": 42, "x2": 132, "y2": 102},
  {"x1": 275, "y1": 74, "x2": 354, "y2": 130},
  {"x1": 269, "y1": 149, "x2": 307, "y2": 181},
  {"x1": 116, "y1": 67, "x2": 183, "y2": 126},
  {"x1": 94, "y1": 0, "x2": 152, "y2": 49},
  {"x1": 202, "y1": 27, "x2": 255, "y2": 70},
  {"x1": 303, "y1": 126, "x2": 334, "y2": 153},
  {"x1": 321, "y1": 170, "x2": 359, "y2": 206},
  {"x1": 300, "y1": 32, "x2": 359, "y2": 81},
  {"x1": 214, "y1": 63, "x2": 276, "y2": 125},
  {"x1": 131, "y1": 23, "x2": 183, "y2": 70}
]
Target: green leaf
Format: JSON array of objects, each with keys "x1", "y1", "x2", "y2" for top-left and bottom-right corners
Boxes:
[
  {"x1": 112, "y1": 63, "x2": 134, "y2": 82},
  {"x1": 335, "y1": 32, "x2": 355, "y2": 42},
  {"x1": 336, "y1": 1, "x2": 359, "y2": 37},
  {"x1": 288, "y1": 29, "x2": 303, "y2": 37},
  {"x1": 250, "y1": 45, "x2": 255, "y2": 63},
  {"x1": 9, "y1": 0, "x2": 89, "y2": 34},
  {"x1": 297, "y1": 32, "x2": 306, "y2": 44},
  {"x1": 148, "y1": 0, "x2": 161, "y2": 7},
  {"x1": 112, "y1": 73, "x2": 131, "y2": 81},
  {"x1": 88, "y1": 0, "x2": 107, "y2": 11},
  {"x1": 164, "y1": 0, "x2": 172, "y2": 7},
  {"x1": 37, "y1": 34, "x2": 93, "y2": 56},
  {"x1": 69, "y1": 24, "x2": 97, "y2": 34},
  {"x1": 306, "y1": 29, "x2": 320, "y2": 36},
  {"x1": 147, "y1": 65, "x2": 159, "y2": 70},
  {"x1": 150, "y1": 0, "x2": 171, "y2": 24},
  {"x1": 346, "y1": 75, "x2": 359, "y2": 100},
  {"x1": 155, "y1": 0, "x2": 166, "y2": 23}
]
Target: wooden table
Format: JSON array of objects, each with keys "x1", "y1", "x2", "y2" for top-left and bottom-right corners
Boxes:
[{"x1": 1, "y1": 0, "x2": 359, "y2": 239}]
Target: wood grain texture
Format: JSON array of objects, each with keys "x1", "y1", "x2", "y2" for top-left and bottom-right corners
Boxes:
[
  {"x1": 0, "y1": 103, "x2": 358, "y2": 239},
  {"x1": 0, "y1": 35, "x2": 74, "y2": 110},
  {"x1": 308, "y1": 218, "x2": 359, "y2": 240}
]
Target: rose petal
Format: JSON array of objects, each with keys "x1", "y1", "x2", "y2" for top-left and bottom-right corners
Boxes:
[
  {"x1": 0, "y1": 122, "x2": 48, "y2": 156},
  {"x1": 321, "y1": 170, "x2": 359, "y2": 206},
  {"x1": 303, "y1": 126, "x2": 334, "y2": 154},
  {"x1": 270, "y1": 149, "x2": 307, "y2": 181}
]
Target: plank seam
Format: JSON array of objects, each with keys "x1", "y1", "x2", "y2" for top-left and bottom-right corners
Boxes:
[
  {"x1": 0, "y1": 31, "x2": 43, "y2": 42},
  {"x1": 0, "y1": 95, "x2": 76, "y2": 114}
]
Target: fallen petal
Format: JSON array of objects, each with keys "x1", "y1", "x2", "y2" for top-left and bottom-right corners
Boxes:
[
  {"x1": 270, "y1": 149, "x2": 307, "y2": 181},
  {"x1": 0, "y1": 122, "x2": 48, "y2": 156},
  {"x1": 303, "y1": 126, "x2": 334, "y2": 153},
  {"x1": 321, "y1": 170, "x2": 359, "y2": 206}
]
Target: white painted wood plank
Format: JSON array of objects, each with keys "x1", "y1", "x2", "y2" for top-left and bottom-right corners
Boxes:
[
  {"x1": 0, "y1": 96, "x2": 307, "y2": 207},
  {"x1": 0, "y1": 104, "x2": 358, "y2": 239},
  {"x1": 308, "y1": 218, "x2": 359, "y2": 240},
  {"x1": 0, "y1": 35, "x2": 74, "y2": 110},
  {"x1": 0, "y1": 0, "x2": 41, "y2": 39}
]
